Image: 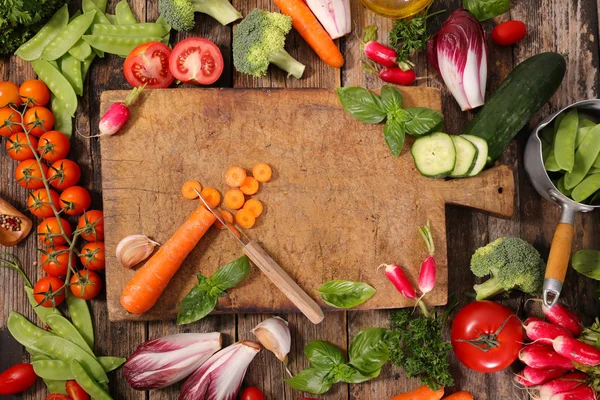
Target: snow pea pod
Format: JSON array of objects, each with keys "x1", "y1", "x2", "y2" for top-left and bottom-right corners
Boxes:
[
  {"x1": 554, "y1": 108, "x2": 579, "y2": 172},
  {"x1": 46, "y1": 314, "x2": 93, "y2": 355},
  {"x1": 33, "y1": 359, "x2": 75, "y2": 381},
  {"x1": 82, "y1": 53, "x2": 97, "y2": 83},
  {"x1": 68, "y1": 39, "x2": 93, "y2": 61},
  {"x1": 565, "y1": 125, "x2": 600, "y2": 189},
  {"x1": 44, "y1": 379, "x2": 68, "y2": 395},
  {"x1": 572, "y1": 173, "x2": 600, "y2": 203},
  {"x1": 575, "y1": 126, "x2": 592, "y2": 149},
  {"x1": 69, "y1": 10, "x2": 83, "y2": 22},
  {"x1": 92, "y1": 0, "x2": 108, "y2": 12},
  {"x1": 25, "y1": 286, "x2": 62, "y2": 324},
  {"x1": 97, "y1": 356, "x2": 126, "y2": 372},
  {"x1": 15, "y1": 4, "x2": 69, "y2": 61},
  {"x1": 33, "y1": 336, "x2": 108, "y2": 383},
  {"x1": 544, "y1": 151, "x2": 561, "y2": 172},
  {"x1": 51, "y1": 95, "x2": 73, "y2": 138},
  {"x1": 7, "y1": 311, "x2": 55, "y2": 353},
  {"x1": 82, "y1": 0, "x2": 112, "y2": 26},
  {"x1": 66, "y1": 291, "x2": 94, "y2": 349},
  {"x1": 556, "y1": 176, "x2": 572, "y2": 197},
  {"x1": 91, "y1": 23, "x2": 168, "y2": 38},
  {"x1": 32, "y1": 60, "x2": 78, "y2": 117},
  {"x1": 71, "y1": 360, "x2": 113, "y2": 400},
  {"x1": 30, "y1": 353, "x2": 51, "y2": 362},
  {"x1": 60, "y1": 54, "x2": 84, "y2": 96},
  {"x1": 116, "y1": 0, "x2": 138, "y2": 24},
  {"x1": 83, "y1": 35, "x2": 164, "y2": 57},
  {"x1": 594, "y1": 152, "x2": 600, "y2": 169},
  {"x1": 579, "y1": 117, "x2": 595, "y2": 128},
  {"x1": 42, "y1": 11, "x2": 97, "y2": 61},
  {"x1": 106, "y1": 14, "x2": 118, "y2": 24}
]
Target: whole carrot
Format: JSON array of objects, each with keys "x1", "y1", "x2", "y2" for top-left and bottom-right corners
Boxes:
[
  {"x1": 273, "y1": 0, "x2": 344, "y2": 68},
  {"x1": 443, "y1": 391, "x2": 474, "y2": 400},
  {"x1": 120, "y1": 207, "x2": 216, "y2": 314},
  {"x1": 390, "y1": 385, "x2": 444, "y2": 400}
]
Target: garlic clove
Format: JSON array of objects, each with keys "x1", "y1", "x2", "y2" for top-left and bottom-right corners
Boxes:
[
  {"x1": 251, "y1": 316, "x2": 291, "y2": 363},
  {"x1": 116, "y1": 234, "x2": 159, "y2": 269}
]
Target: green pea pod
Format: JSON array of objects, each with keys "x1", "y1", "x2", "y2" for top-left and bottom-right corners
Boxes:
[
  {"x1": 83, "y1": 35, "x2": 164, "y2": 57},
  {"x1": 572, "y1": 173, "x2": 600, "y2": 203},
  {"x1": 66, "y1": 291, "x2": 94, "y2": 349},
  {"x1": 33, "y1": 359, "x2": 75, "y2": 381},
  {"x1": 97, "y1": 356, "x2": 127, "y2": 372},
  {"x1": 33, "y1": 336, "x2": 108, "y2": 383},
  {"x1": 92, "y1": 0, "x2": 108, "y2": 13},
  {"x1": 32, "y1": 59, "x2": 78, "y2": 117},
  {"x1": 46, "y1": 314, "x2": 94, "y2": 355},
  {"x1": 594, "y1": 153, "x2": 600, "y2": 169},
  {"x1": 7, "y1": 312, "x2": 55, "y2": 353},
  {"x1": 42, "y1": 11, "x2": 97, "y2": 61},
  {"x1": 575, "y1": 126, "x2": 592, "y2": 150},
  {"x1": 68, "y1": 39, "x2": 93, "y2": 62},
  {"x1": 69, "y1": 10, "x2": 83, "y2": 22},
  {"x1": 556, "y1": 176, "x2": 572, "y2": 197},
  {"x1": 15, "y1": 5, "x2": 69, "y2": 61},
  {"x1": 579, "y1": 117, "x2": 596, "y2": 128},
  {"x1": 51, "y1": 95, "x2": 73, "y2": 138},
  {"x1": 82, "y1": 0, "x2": 112, "y2": 26},
  {"x1": 59, "y1": 55, "x2": 84, "y2": 96},
  {"x1": 24, "y1": 286, "x2": 62, "y2": 324},
  {"x1": 156, "y1": 15, "x2": 172, "y2": 32},
  {"x1": 106, "y1": 14, "x2": 118, "y2": 24},
  {"x1": 116, "y1": 0, "x2": 137, "y2": 24},
  {"x1": 44, "y1": 379, "x2": 68, "y2": 395},
  {"x1": 91, "y1": 23, "x2": 168, "y2": 38},
  {"x1": 30, "y1": 353, "x2": 51, "y2": 362},
  {"x1": 161, "y1": 32, "x2": 171, "y2": 46},
  {"x1": 70, "y1": 360, "x2": 113, "y2": 400},
  {"x1": 554, "y1": 109, "x2": 579, "y2": 173},
  {"x1": 93, "y1": 48, "x2": 106, "y2": 58},
  {"x1": 82, "y1": 53, "x2": 97, "y2": 83},
  {"x1": 564, "y1": 125, "x2": 600, "y2": 189}
]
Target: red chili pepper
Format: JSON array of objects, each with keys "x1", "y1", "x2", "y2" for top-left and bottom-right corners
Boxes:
[{"x1": 379, "y1": 67, "x2": 416, "y2": 86}]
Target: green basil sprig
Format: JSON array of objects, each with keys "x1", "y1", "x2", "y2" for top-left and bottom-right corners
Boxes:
[
  {"x1": 572, "y1": 250, "x2": 600, "y2": 280},
  {"x1": 463, "y1": 0, "x2": 510, "y2": 21},
  {"x1": 316, "y1": 280, "x2": 376, "y2": 309},
  {"x1": 177, "y1": 255, "x2": 250, "y2": 325}
]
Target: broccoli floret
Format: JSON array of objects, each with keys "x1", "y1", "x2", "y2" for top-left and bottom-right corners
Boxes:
[
  {"x1": 233, "y1": 9, "x2": 305, "y2": 79},
  {"x1": 470, "y1": 237, "x2": 545, "y2": 300},
  {"x1": 159, "y1": 0, "x2": 242, "y2": 31}
]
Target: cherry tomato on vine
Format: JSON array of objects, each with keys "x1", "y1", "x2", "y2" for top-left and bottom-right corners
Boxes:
[
  {"x1": 27, "y1": 188, "x2": 60, "y2": 218},
  {"x1": 169, "y1": 38, "x2": 224, "y2": 85},
  {"x1": 451, "y1": 301, "x2": 524, "y2": 373},
  {"x1": 492, "y1": 20, "x2": 527, "y2": 46},
  {"x1": 80, "y1": 242, "x2": 105, "y2": 271},
  {"x1": 33, "y1": 276, "x2": 65, "y2": 307},
  {"x1": 37, "y1": 217, "x2": 72, "y2": 246},
  {"x1": 70, "y1": 270, "x2": 102, "y2": 300},
  {"x1": 66, "y1": 380, "x2": 90, "y2": 400},
  {"x1": 15, "y1": 159, "x2": 48, "y2": 189},
  {"x1": 0, "y1": 107, "x2": 23, "y2": 137},
  {"x1": 241, "y1": 387, "x2": 265, "y2": 400},
  {"x1": 59, "y1": 186, "x2": 92, "y2": 216},
  {"x1": 124, "y1": 42, "x2": 174, "y2": 89},
  {"x1": 19, "y1": 80, "x2": 50, "y2": 107},
  {"x1": 24, "y1": 106, "x2": 54, "y2": 136},
  {"x1": 78, "y1": 210, "x2": 104, "y2": 242},
  {"x1": 0, "y1": 81, "x2": 22, "y2": 108},
  {"x1": 46, "y1": 394, "x2": 71, "y2": 400},
  {"x1": 40, "y1": 245, "x2": 75, "y2": 277},
  {"x1": 47, "y1": 159, "x2": 81, "y2": 190},
  {"x1": 37, "y1": 130, "x2": 70, "y2": 162},
  {"x1": 0, "y1": 363, "x2": 37, "y2": 395},
  {"x1": 6, "y1": 133, "x2": 37, "y2": 161}
]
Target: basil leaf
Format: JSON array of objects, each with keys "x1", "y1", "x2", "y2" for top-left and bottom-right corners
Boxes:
[
  {"x1": 348, "y1": 328, "x2": 390, "y2": 374},
  {"x1": 316, "y1": 280, "x2": 376, "y2": 309},
  {"x1": 404, "y1": 107, "x2": 444, "y2": 137},
  {"x1": 211, "y1": 255, "x2": 251, "y2": 291},
  {"x1": 463, "y1": 0, "x2": 510, "y2": 21},
  {"x1": 380, "y1": 85, "x2": 403, "y2": 114},
  {"x1": 337, "y1": 87, "x2": 386, "y2": 124},
  {"x1": 285, "y1": 367, "x2": 336, "y2": 395},
  {"x1": 383, "y1": 116, "x2": 406, "y2": 158},
  {"x1": 304, "y1": 340, "x2": 345, "y2": 368},
  {"x1": 177, "y1": 274, "x2": 218, "y2": 325},
  {"x1": 336, "y1": 364, "x2": 381, "y2": 384},
  {"x1": 572, "y1": 250, "x2": 600, "y2": 280}
]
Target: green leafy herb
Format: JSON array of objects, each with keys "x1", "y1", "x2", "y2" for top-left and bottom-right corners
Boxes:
[
  {"x1": 572, "y1": 250, "x2": 600, "y2": 280},
  {"x1": 348, "y1": 328, "x2": 390, "y2": 374},
  {"x1": 404, "y1": 108, "x2": 444, "y2": 137},
  {"x1": 285, "y1": 367, "x2": 335, "y2": 395},
  {"x1": 380, "y1": 85, "x2": 404, "y2": 113},
  {"x1": 316, "y1": 280, "x2": 376, "y2": 309},
  {"x1": 463, "y1": 0, "x2": 510, "y2": 21},
  {"x1": 304, "y1": 340, "x2": 345, "y2": 368},
  {"x1": 384, "y1": 116, "x2": 406, "y2": 157},
  {"x1": 177, "y1": 255, "x2": 250, "y2": 325},
  {"x1": 336, "y1": 87, "x2": 386, "y2": 124}
]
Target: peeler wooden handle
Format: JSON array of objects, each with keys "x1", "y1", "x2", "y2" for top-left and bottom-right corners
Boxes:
[
  {"x1": 543, "y1": 223, "x2": 574, "y2": 307},
  {"x1": 243, "y1": 240, "x2": 324, "y2": 324}
]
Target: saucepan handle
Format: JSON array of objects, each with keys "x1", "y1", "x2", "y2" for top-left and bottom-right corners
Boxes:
[{"x1": 543, "y1": 223, "x2": 574, "y2": 308}]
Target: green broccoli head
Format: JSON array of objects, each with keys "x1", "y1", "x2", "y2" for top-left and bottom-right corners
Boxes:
[
  {"x1": 159, "y1": 0, "x2": 195, "y2": 31},
  {"x1": 471, "y1": 237, "x2": 545, "y2": 300},
  {"x1": 233, "y1": 9, "x2": 305, "y2": 79}
]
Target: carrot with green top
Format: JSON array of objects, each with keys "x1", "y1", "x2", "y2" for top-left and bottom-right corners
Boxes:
[{"x1": 120, "y1": 207, "x2": 216, "y2": 314}]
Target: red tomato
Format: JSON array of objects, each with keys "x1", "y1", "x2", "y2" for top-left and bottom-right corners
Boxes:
[
  {"x1": 70, "y1": 269, "x2": 103, "y2": 300},
  {"x1": 47, "y1": 159, "x2": 81, "y2": 190},
  {"x1": 41, "y1": 245, "x2": 76, "y2": 277},
  {"x1": 19, "y1": 80, "x2": 50, "y2": 107},
  {"x1": 66, "y1": 380, "x2": 90, "y2": 400},
  {"x1": 33, "y1": 276, "x2": 65, "y2": 307},
  {"x1": 46, "y1": 395, "x2": 71, "y2": 400},
  {"x1": 0, "y1": 363, "x2": 37, "y2": 395},
  {"x1": 241, "y1": 387, "x2": 265, "y2": 400},
  {"x1": 0, "y1": 81, "x2": 22, "y2": 108},
  {"x1": 0, "y1": 107, "x2": 23, "y2": 137},
  {"x1": 80, "y1": 242, "x2": 105, "y2": 270},
  {"x1": 451, "y1": 301, "x2": 524, "y2": 373},
  {"x1": 6, "y1": 132, "x2": 38, "y2": 161},
  {"x1": 37, "y1": 130, "x2": 71, "y2": 162},
  {"x1": 38, "y1": 217, "x2": 72, "y2": 246},
  {"x1": 15, "y1": 159, "x2": 48, "y2": 189},
  {"x1": 77, "y1": 210, "x2": 104, "y2": 242},
  {"x1": 24, "y1": 106, "x2": 54, "y2": 136},
  {"x1": 60, "y1": 186, "x2": 92, "y2": 216},
  {"x1": 27, "y1": 188, "x2": 60, "y2": 218},
  {"x1": 169, "y1": 38, "x2": 224, "y2": 85},
  {"x1": 124, "y1": 42, "x2": 174, "y2": 89},
  {"x1": 492, "y1": 20, "x2": 527, "y2": 46}
]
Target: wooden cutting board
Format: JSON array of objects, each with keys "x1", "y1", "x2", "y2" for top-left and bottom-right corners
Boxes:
[{"x1": 100, "y1": 87, "x2": 514, "y2": 321}]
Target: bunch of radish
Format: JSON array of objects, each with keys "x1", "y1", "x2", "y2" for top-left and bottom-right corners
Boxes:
[
  {"x1": 363, "y1": 41, "x2": 416, "y2": 86},
  {"x1": 515, "y1": 303, "x2": 600, "y2": 399}
]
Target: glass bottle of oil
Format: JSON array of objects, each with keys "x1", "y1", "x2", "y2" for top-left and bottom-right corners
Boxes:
[{"x1": 361, "y1": 0, "x2": 434, "y2": 19}]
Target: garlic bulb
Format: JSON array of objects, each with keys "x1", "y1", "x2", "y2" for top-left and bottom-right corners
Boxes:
[
  {"x1": 251, "y1": 316, "x2": 291, "y2": 362},
  {"x1": 116, "y1": 234, "x2": 159, "y2": 269}
]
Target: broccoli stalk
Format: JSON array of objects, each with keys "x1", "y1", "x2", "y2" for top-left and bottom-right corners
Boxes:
[
  {"x1": 159, "y1": 0, "x2": 241, "y2": 32},
  {"x1": 268, "y1": 49, "x2": 306, "y2": 80},
  {"x1": 191, "y1": 0, "x2": 242, "y2": 26},
  {"x1": 473, "y1": 275, "x2": 512, "y2": 301}
]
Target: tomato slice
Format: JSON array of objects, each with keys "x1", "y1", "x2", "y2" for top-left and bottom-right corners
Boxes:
[
  {"x1": 66, "y1": 380, "x2": 90, "y2": 400},
  {"x1": 169, "y1": 37, "x2": 224, "y2": 85},
  {"x1": 124, "y1": 42, "x2": 174, "y2": 89}
]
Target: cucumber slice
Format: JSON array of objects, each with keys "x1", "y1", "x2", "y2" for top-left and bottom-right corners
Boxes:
[
  {"x1": 450, "y1": 136, "x2": 478, "y2": 177},
  {"x1": 411, "y1": 132, "x2": 456, "y2": 178},
  {"x1": 461, "y1": 134, "x2": 489, "y2": 176}
]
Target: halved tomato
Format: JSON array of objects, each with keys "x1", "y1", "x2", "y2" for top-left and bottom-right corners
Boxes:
[
  {"x1": 169, "y1": 37, "x2": 224, "y2": 85},
  {"x1": 124, "y1": 42, "x2": 174, "y2": 89}
]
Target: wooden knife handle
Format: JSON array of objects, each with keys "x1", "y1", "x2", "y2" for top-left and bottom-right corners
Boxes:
[{"x1": 243, "y1": 240, "x2": 324, "y2": 324}]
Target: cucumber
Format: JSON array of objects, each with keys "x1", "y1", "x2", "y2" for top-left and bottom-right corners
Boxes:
[
  {"x1": 462, "y1": 52, "x2": 566, "y2": 161},
  {"x1": 461, "y1": 134, "x2": 489, "y2": 176},
  {"x1": 450, "y1": 136, "x2": 478, "y2": 177},
  {"x1": 411, "y1": 132, "x2": 456, "y2": 178}
]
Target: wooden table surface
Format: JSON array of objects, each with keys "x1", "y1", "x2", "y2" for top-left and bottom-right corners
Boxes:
[{"x1": 1, "y1": 0, "x2": 599, "y2": 399}]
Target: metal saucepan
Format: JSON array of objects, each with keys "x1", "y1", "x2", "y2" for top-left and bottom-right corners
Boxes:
[{"x1": 524, "y1": 99, "x2": 600, "y2": 308}]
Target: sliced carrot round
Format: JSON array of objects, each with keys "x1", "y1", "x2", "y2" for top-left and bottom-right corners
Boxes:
[
  {"x1": 235, "y1": 209, "x2": 256, "y2": 229},
  {"x1": 252, "y1": 162, "x2": 272, "y2": 183},
  {"x1": 200, "y1": 187, "x2": 221, "y2": 208},
  {"x1": 240, "y1": 176, "x2": 259, "y2": 195},
  {"x1": 225, "y1": 166, "x2": 247, "y2": 187},
  {"x1": 224, "y1": 189, "x2": 245, "y2": 210},
  {"x1": 214, "y1": 209, "x2": 235, "y2": 230},
  {"x1": 181, "y1": 180, "x2": 203, "y2": 199},
  {"x1": 243, "y1": 198, "x2": 263, "y2": 218}
]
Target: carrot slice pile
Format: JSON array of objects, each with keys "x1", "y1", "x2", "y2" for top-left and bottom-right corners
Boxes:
[
  {"x1": 215, "y1": 209, "x2": 234, "y2": 230},
  {"x1": 181, "y1": 180, "x2": 203, "y2": 199},
  {"x1": 243, "y1": 199, "x2": 263, "y2": 218},
  {"x1": 224, "y1": 189, "x2": 245, "y2": 210},
  {"x1": 252, "y1": 162, "x2": 272, "y2": 183},
  {"x1": 235, "y1": 209, "x2": 256, "y2": 229},
  {"x1": 240, "y1": 176, "x2": 259, "y2": 195},
  {"x1": 200, "y1": 187, "x2": 221, "y2": 208},
  {"x1": 225, "y1": 166, "x2": 247, "y2": 187}
]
